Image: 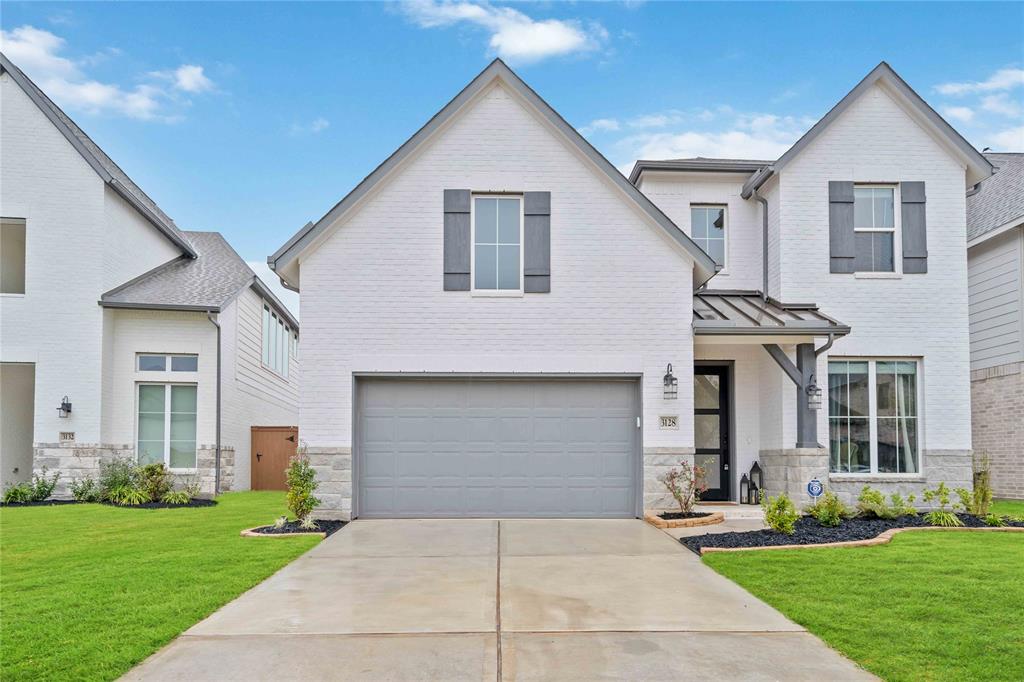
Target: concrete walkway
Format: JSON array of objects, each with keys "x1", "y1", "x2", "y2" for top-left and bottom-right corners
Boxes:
[{"x1": 125, "y1": 519, "x2": 874, "y2": 681}]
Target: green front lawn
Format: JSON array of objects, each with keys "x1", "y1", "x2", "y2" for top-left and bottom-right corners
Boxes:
[
  {"x1": 705, "y1": 532, "x2": 1024, "y2": 681},
  {"x1": 992, "y1": 498, "x2": 1024, "y2": 520},
  {"x1": 0, "y1": 492, "x2": 320, "y2": 681}
]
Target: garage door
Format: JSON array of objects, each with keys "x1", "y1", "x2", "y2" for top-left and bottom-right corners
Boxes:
[{"x1": 356, "y1": 378, "x2": 639, "y2": 518}]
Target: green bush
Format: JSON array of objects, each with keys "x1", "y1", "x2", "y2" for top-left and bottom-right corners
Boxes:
[
  {"x1": 108, "y1": 484, "x2": 149, "y2": 506},
  {"x1": 99, "y1": 459, "x2": 138, "y2": 500},
  {"x1": 804, "y1": 490, "x2": 852, "y2": 527},
  {"x1": 138, "y1": 463, "x2": 172, "y2": 502},
  {"x1": 889, "y1": 492, "x2": 918, "y2": 517},
  {"x1": 923, "y1": 482, "x2": 964, "y2": 528},
  {"x1": 984, "y1": 513, "x2": 1007, "y2": 527},
  {"x1": 161, "y1": 477, "x2": 200, "y2": 505},
  {"x1": 70, "y1": 477, "x2": 102, "y2": 502},
  {"x1": 762, "y1": 491, "x2": 799, "y2": 535},
  {"x1": 857, "y1": 486, "x2": 898, "y2": 519},
  {"x1": 971, "y1": 453, "x2": 994, "y2": 517},
  {"x1": 285, "y1": 446, "x2": 321, "y2": 523},
  {"x1": 2, "y1": 482, "x2": 33, "y2": 504},
  {"x1": 29, "y1": 467, "x2": 60, "y2": 501}
]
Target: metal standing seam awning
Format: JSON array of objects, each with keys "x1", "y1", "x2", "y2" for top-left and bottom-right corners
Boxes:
[
  {"x1": 692, "y1": 290, "x2": 851, "y2": 449},
  {"x1": 693, "y1": 290, "x2": 851, "y2": 337}
]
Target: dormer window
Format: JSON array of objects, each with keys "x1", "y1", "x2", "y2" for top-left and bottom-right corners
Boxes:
[
  {"x1": 853, "y1": 186, "x2": 896, "y2": 272},
  {"x1": 690, "y1": 206, "x2": 726, "y2": 267}
]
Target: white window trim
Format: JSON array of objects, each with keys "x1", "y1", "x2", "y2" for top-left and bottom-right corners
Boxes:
[
  {"x1": 690, "y1": 204, "x2": 728, "y2": 272},
  {"x1": 136, "y1": 353, "x2": 199, "y2": 372},
  {"x1": 827, "y1": 357, "x2": 924, "y2": 477},
  {"x1": 261, "y1": 303, "x2": 290, "y2": 379},
  {"x1": 853, "y1": 184, "x2": 902, "y2": 276},
  {"x1": 470, "y1": 194, "x2": 525, "y2": 297},
  {"x1": 136, "y1": 382, "x2": 198, "y2": 472}
]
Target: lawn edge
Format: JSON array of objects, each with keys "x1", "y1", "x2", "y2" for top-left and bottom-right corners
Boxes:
[
  {"x1": 700, "y1": 525, "x2": 1024, "y2": 554},
  {"x1": 240, "y1": 526, "x2": 327, "y2": 538},
  {"x1": 644, "y1": 511, "x2": 725, "y2": 528}
]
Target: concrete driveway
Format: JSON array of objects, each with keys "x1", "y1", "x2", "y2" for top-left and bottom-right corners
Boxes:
[{"x1": 125, "y1": 519, "x2": 874, "y2": 681}]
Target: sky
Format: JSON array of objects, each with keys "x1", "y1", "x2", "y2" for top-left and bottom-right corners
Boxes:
[{"x1": 2, "y1": 1, "x2": 1023, "y2": 316}]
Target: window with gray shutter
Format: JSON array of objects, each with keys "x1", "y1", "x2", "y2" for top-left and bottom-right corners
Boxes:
[
  {"x1": 829, "y1": 181, "x2": 855, "y2": 273},
  {"x1": 523, "y1": 191, "x2": 551, "y2": 292},
  {"x1": 900, "y1": 181, "x2": 927, "y2": 274},
  {"x1": 443, "y1": 189, "x2": 471, "y2": 290}
]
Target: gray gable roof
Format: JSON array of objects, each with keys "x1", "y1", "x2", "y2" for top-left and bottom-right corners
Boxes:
[
  {"x1": 269, "y1": 59, "x2": 718, "y2": 290},
  {"x1": 0, "y1": 52, "x2": 196, "y2": 258},
  {"x1": 740, "y1": 62, "x2": 993, "y2": 198},
  {"x1": 102, "y1": 232, "x2": 298, "y2": 329},
  {"x1": 967, "y1": 153, "x2": 1024, "y2": 243}
]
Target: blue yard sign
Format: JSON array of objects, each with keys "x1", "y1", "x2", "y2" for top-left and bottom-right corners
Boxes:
[{"x1": 807, "y1": 478, "x2": 824, "y2": 498}]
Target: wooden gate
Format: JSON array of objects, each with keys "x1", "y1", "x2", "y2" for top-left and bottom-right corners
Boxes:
[{"x1": 251, "y1": 426, "x2": 298, "y2": 491}]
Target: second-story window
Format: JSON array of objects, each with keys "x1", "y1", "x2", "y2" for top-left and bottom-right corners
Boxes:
[
  {"x1": 853, "y1": 186, "x2": 896, "y2": 272},
  {"x1": 472, "y1": 196, "x2": 522, "y2": 293},
  {"x1": 690, "y1": 206, "x2": 726, "y2": 267},
  {"x1": 1, "y1": 218, "x2": 26, "y2": 295},
  {"x1": 262, "y1": 304, "x2": 290, "y2": 378}
]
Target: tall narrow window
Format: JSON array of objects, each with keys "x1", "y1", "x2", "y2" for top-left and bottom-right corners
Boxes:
[
  {"x1": 690, "y1": 206, "x2": 726, "y2": 267},
  {"x1": 137, "y1": 384, "x2": 197, "y2": 469},
  {"x1": 853, "y1": 186, "x2": 896, "y2": 272},
  {"x1": 473, "y1": 196, "x2": 521, "y2": 292},
  {"x1": 1, "y1": 218, "x2": 27, "y2": 294},
  {"x1": 262, "y1": 305, "x2": 271, "y2": 366},
  {"x1": 261, "y1": 303, "x2": 289, "y2": 378},
  {"x1": 828, "y1": 359, "x2": 919, "y2": 474}
]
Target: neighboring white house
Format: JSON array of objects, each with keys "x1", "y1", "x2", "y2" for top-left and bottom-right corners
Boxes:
[
  {"x1": 967, "y1": 152, "x2": 1023, "y2": 499},
  {"x1": 0, "y1": 53, "x2": 299, "y2": 495},
  {"x1": 269, "y1": 60, "x2": 991, "y2": 519}
]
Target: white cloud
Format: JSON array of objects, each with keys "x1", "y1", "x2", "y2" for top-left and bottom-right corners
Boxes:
[
  {"x1": 935, "y1": 67, "x2": 1024, "y2": 96},
  {"x1": 248, "y1": 262, "x2": 300, "y2": 320},
  {"x1": 987, "y1": 126, "x2": 1024, "y2": 151},
  {"x1": 400, "y1": 1, "x2": 606, "y2": 63},
  {"x1": 0, "y1": 25, "x2": 214, "y2": 121},
  {"x1": 579, "y1": 117, "x2": 619, "y2": 135},
  {"x1": 981, "y1": 93, "x2": 1022, "y2": 118},
  {"x1": 942, "y1": 106, "x2": 975, "y2": 123},
  {"x1": 289, "y1": 117, "x2": 330, "y2": 136}
]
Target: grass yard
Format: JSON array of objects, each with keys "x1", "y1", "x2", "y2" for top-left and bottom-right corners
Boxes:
[
  {"x1": 705, "y1": 531, "x2": 1024, "y2": 682},
  {"x1": 992, "y1": 498, "x2": 1024, "y2": 520},
  {"x1": 0, "y1": 492, "x2": 320, "y2": 681}
]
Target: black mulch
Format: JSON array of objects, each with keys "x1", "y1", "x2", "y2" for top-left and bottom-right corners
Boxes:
[
  {"x1": 249, "y1": 519, "x2": 348, "y2": 537},
  {"x1": 682, "y1": 514, "x2": 1024, "y2": 554},
  {"x1": 658, "y1": 511, "x2": 713, "y2": 520},
  {"x1": 102, "y1": 499, "x2": 218, "y2": 510},
  {"x1": 1, "y1": 499, "x2": 84, "y2": 507}
]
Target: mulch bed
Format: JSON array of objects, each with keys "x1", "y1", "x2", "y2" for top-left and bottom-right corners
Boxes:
[
  {"x1": 2, "y1": 499, "x2": 217, "y2": 509},
  {"x1": 682, "y1": 514, "x2": 1024, "y2": 554},
  {"x1": 247, "y1": 519, "x2": 347, "y2": 537},
  {"x1": 659, "y1": 511, "x2": 712, "y2": 520},
  {"x1": 1, "y1": 499, "x2": 85, "y2": 508}
]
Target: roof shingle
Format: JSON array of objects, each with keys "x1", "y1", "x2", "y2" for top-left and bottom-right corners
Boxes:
[{"x1": 967, "y1": 153, "x2": 1024, "y2": 242}]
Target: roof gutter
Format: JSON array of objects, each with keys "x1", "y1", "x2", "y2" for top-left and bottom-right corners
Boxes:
[
  {"x1": 752, "y1": 187, "x2": 770, "y2": 301},
  {"x1": 740, "y1": 166, "x2": 774, "y2": 199}
]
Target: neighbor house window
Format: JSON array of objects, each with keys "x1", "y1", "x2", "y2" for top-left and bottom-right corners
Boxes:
[
  {"x1": 829, "y1": 359, "x2": 919, "y2": 474},
  {"x1": 137, "y1": 354, "x2": 198, "y2": 372},
  {"x1": 853, "y1": 186, "x2": 896, "y2": 272},
  {"x1": 690, "y1": 206, "x2": 726, "y2": 267},
  {"x1": 137, "y1": 384, "x2": 197, "y2": 469},
  {"x1": 1, "y1": 218, "x2": 26, "y2": 294},
  {"x1": 472, "y1": 196, "x2": 522, "y2": 292},
  {"x1": 262, "y1": 304, "x2": 290, "y2": 377}
]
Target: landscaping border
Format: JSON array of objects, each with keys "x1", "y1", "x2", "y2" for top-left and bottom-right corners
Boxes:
[
  {"x1": 645, "y1": 511, "x2": 725, "y2": 529},
  {"x1": 240, "y1": 526, "x2": 327, "y2": 539},
  {"x1": 699, "y1": 525, "x2": 1024, "y2": 554}
]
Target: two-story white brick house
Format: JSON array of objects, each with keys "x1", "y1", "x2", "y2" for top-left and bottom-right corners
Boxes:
[
  {"x1": 0, "y1": 53, "x2": 300, "y2": 495},
  {"x1": 269, "y1": 60, "x2": 991, "y2": 519}
]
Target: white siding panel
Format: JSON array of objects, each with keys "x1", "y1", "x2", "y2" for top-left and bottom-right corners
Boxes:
[{"x1": 967, "y1": 226, "x2": 1023, "y2": 370}]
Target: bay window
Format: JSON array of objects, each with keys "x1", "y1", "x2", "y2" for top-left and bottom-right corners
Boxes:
[{"x1": 828, "y1": 359, "x2": 919, "y2": 474}]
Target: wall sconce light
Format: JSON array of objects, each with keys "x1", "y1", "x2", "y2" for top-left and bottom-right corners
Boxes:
[
  {"x1": 663, "y1": 363, "x2": 678, "y2": 400},
  {"x1": 57, "y1": 396, "x2": 72, "y2": 418},
  {"x1": 805, "y1": 378, "x2": 823, "y2": 411}
]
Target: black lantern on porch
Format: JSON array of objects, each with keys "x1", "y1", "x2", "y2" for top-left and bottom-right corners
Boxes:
[
  {"x1": 748, "y1": 461, "x2": 763, "y2": 503},
  {"x1": 663, "y1": 364, "x2": 678, "y2": 400},
  {"x1": 740, "y1": 474, "x2": 749, "y2": 504}
]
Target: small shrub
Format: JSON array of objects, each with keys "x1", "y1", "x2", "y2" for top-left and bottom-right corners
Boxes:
[
  {"x1": 969, "y1": 453, "x2": 994, "y2": 517},
  {"x1": 804, "y1": 490, "x2": 852, "y2": 527},
  {"x1": 285, "y1": 444, "x2": 321, "y2": 524},
  {"x1": 923, "y1": 482, "x2": 964, "y2": 527},
  {"x1": 762, "y1": 491, "x2": 799, "y2": 535},
  {"x1": 889, "y1": 492, "x2": 918, "y2": 517},
  {"x1": 108, "y1": 483, "x2": 149, "y2": 506},
  {"x1": 29, "y1": 467, "x2": 60, "y2": 501},
  {"x1": 70, "y1": 477, "x2": 102, "y2": 502},
  {"x1": 984, "y1": 513, "x2": 1007, "y2": 527},
  {"x1": 161, "y1": 489, "x2": 192, "y2": 505},
  {"x1": 138, "y1": 463, "x2": 172, "y2": 502},
  {"x1": 299, "y1": 516, "x2": 319, "y2": 531},
  {"x1": 99, "y1": 458, "x2": 138, "y2": 500},
  {"x1": 273, "y1": 515, "x2": 288, "y2": 529},
  {"x1": 857, "y1": 486, "x2": 898, "y2": 519},
  {"x1": 2, "y1": 482, "x2": 33, "y2": 504},
  {"x1": 657, "y1": 460, "x2": 707, "y2": 514}
]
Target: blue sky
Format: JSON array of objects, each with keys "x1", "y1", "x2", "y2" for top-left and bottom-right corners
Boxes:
[{"x1": 2, "y1": 1, "x2": 1022, "y2": 313}]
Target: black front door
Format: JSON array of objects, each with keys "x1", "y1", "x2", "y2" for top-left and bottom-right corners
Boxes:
[{"x1": 694, "y1": 365, "x2": 730, "y2": 501}]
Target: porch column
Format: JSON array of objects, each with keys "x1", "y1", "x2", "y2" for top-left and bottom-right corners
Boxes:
[{"x1": 762, "y1": 342, "x2": 821, "y2": 449}]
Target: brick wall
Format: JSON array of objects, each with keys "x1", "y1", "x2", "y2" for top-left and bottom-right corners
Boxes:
[{"x1": 971, "y1": 363, "x2": 1024, "y2": 499}]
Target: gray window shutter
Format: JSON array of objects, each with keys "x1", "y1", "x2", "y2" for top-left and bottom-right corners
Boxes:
[
  {"x1": 828, "y1": 181, "x2": 855, "y2": 273},
  {"x1": 443, "y1": 189, "x2": 471, "y2": 291},
  {"x1": 523, "y1": 191, "x2": 551, "y2": 293},
  {"x1": 901, "y1": 181, "x2": 927, "y2": 274}
]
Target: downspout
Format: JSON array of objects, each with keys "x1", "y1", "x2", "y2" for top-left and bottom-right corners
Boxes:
[
  {"x1": 206, "y1": 312, "x2": 222, "y2": 495},
  {"x1": 752, "y1": 188, "x2": 769, "y2": 301}
]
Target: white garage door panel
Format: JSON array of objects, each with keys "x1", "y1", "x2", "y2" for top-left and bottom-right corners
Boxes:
[{"x1": 356, "y1": 378, "x2": 639, "y2": 518}]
